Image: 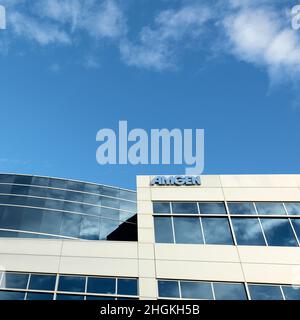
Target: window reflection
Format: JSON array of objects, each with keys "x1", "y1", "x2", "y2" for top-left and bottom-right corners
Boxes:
[
  {"x1": 180, "y1": 281, "x2": 213, "y2": 299},
  {"x1": 172, "y1": 202, "x2": 198, "y2": 214},
  {"x1": 231, "y1": 218, "x2": 266, "y2": 246},
  {"x1": 213, "y1": 282, "x2": 247, "y2": 300},
  {"x1": 202, "y1": 218, "x2": 233, "y2": 245},
  {"x1": 255, "y1": 203, "x2": 286, "y2": 215},
  {"x1": 154, "y1": 217, "x2": 174, "y2": 243},
  {"x1": 199, "y1": 202, "x2": 226, "y2": 215},
  {"x1": 158, "y1": 281, "x2": 179, "y2": 298},
  {"x1": 285, "y1": 203, "x2": 300, "y2": 215},
  {"x1": 248, "y1": 284, "x2": 283, "y2": 300},
  {"x1": 260, "y1": 218, "x2": 298, "y2": 247},
  {"x1": 228, "y1": 202, "x2": 256, "y2": 215},
  {"x1": 173, "y1": 217, "x2": 203, "y2": 244}
]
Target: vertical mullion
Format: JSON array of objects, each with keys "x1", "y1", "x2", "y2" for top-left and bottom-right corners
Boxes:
[
  {"x1": 288, "y1": 217, "x2": 300, "y2": 247},
  {"x1": 211, "y1": 282, "x2": 216, "y2": 300},
  {"x1": 224, "y1": 201, "x2": 237, "y2": 246},
  {"x1": 54, "y1": 273, "x2": 59, "y2": 300},
  {"x1": 279, "y1": 285, "x2": 286, "y2": 300},
  {"x1": 197, "y1": 203, "x2": 206, "y2": 244},
  {"x1": 178, "y1": 281, "x2": 182, "y2": 299},
  {"x1": 257, "y1": 217, "x2": 269, "y2": 246}
]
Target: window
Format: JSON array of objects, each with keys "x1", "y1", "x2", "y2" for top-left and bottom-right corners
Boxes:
[
  {"x1": 117, "y1": 279, "x2": 138, "y2": 296},
  {"x1": 180, "y1": 281, "x2": 213, "y2": 299},
  {"x1": 260, "y1": 218, "x2": 298, "y2": 247},
  {"x1": 202, "y1": 218, "x2": 233, "y2": 245},
  {"x1": 228, "y1": 202, "x2": 256, "y2": 215},
  {"x1": 87, "y1": 277, "x2": 115, "y2": 294},
  {"x1": 213, "y1": 283, "x2": 247, "y2": 300},
  {"x1": 173, "y1": 217, "x2": 203, "y2": 244},
  {"x1": 290, "y1": 219, "x2": 300, "y2": 240},
  {"x1": 58, "y1": 275, "x2": 85, "y2": 293},
  {"x1": 231, "y1": 218, "x2": 266, "y2": 246},
  {"x1": 199, "y1": 203, "x2": 226, "y2": 215},
  {"x1": 60, "y1": 213, "x2": 82, "y2": 238},
  {"x1": 172, "y1": 202, "x2": 198, "y2": 214},
  {"x1": 1, "y1": 272, "x2": 29, "y2": 289},
  {"x1": 56, "y1": 294, "x2": 84, "y2": 300},
  {"x1": 248, "y1": 284, "x2": 284, "y2": 300},
  {"x1": 0, "y1": 291, "x2": 25, "y2": 300},
  {"x1": 158, "y1": 281, "x2": 179, "y2": 298},
  {"x1": 28, "y1": 274, "x2": 56, "y2": 291},
  {"x1": 255, "y1": 202, "x2": 286, "y2": 215},
  {"x1": 154, "y1": 217, "x2": 174, "y2": 243},
  {"x1": 26, "y1": 293, "x2": 54, "y2": 300},
  {"x1": 79, "y1": 216, "x2": 100, "y2": 240},
  {"x1": 282, "y1": 286, "x2": 300, "y2": 300},
  {"x1": 285, "y1": 203, "x2": 300, "y2": 215},
  {"x1": 153, "y1": 202, "x2": 171, "y2": 214}
]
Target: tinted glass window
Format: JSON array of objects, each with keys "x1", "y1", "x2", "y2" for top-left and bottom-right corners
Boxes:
[
  {"x1": 102, "y1": 197, "x2": 120, "y2": 209},
  {"x1": 260, "y1": 219, "x2": 298, "y2": 247},
  {"x1": 285, "y1": 203, "x2": 300, "y2": 215},
  {"x1": 0, "y1": 174, "x2": 15, "y2": 183},
  {"x1": 173, "y1": 217, "x2": 203, "y2": 244},
  {"x1": 158, "y1": 280, "x2": 179, "y2": 298},
  {"x1": 40, "y1": 211, "x2": 63, "y2": 235},
  {"x1": 79, "y1": 216, "x2": 100, "y2": 240},
  {"x1": 14, "y1": 175, "x2": 32, "y2": 185},
  {"x1": 60, "y1": 213, "x2": 82, "y2": 238},
  {"x1": 153, "y1": 202, "x2": 171, "y2": 214},
  {"x1": 56, "y1": 294, "x2": 84, "y2": 300},
  {"x1": 228, "y1": 202, "x2": 256, "y2": 215},
  {"x1": 99, "y1": 218, "x2": 119, "y2": 240},
  {"x1": 0, "y1": 206, "x2": 22, "y2": 230},
  {"x1": 1, "y1": 273, "x2": 29, "y2": 289},
  {"x1": 199, "y1": 203, "x2": 226, "y2": 214},
  {"x1": 58, "y1": 276, "x2": 85, "y2": 292},
  {"x1": 172, "y1": 202, "x2": 198, "y2": 214},
  {"x1": 0, "y1": 291, "x2": 25, "y2": 300},
  {"x1": 117, "y1": 279, "x2": 138, "y2": 296},
  {"x1": 29, "y1": 274, "x2": 56, "y2": 291},
  {"x1": 213, "y1": 283, "x2": 247, "y2": 300},
  {"x1": 87, "y1": 277, "x2": 116, "y2": 294},
  {"x1": 255, "y1": 203, "x2": 286, "y2": 215},
  {"x1": 282, "y1": 286, "x2": 300, "y2": 300},
  {"x1": 20, "y1": 208, "x2": 43, "y2": 233},
  {"x1": 248, "y1": 285, "x2": 283, "y2": 300},
  {"x1": 26, "y1": 293, "x2": 54, "y2": 300},
  {"x1": 181, "y1": 281, "x2": 213, "y2": 299},
  {"x1": 101, "y1": 187, "x2": 119, "y2": 198},
  {"x1": 202, "y1": 218, "x2": 233, "y2": 245},
  {"x1": 231, "y1": 218, "x2": 266, "y2": 246},
  {"x1": 154, "y1": 217, "x2": 174, "y2": 243},
  {"x1": 290, "y1": 219, "x2": 300, "y2": 240}
]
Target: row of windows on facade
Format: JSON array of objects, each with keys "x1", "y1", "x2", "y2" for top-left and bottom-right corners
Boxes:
[
  {"x1": 158, "y1": 280, "x2": 300, "y2": 300},
  {"x1": 154, "y1": 216, "x2": 300, "y2": 246},
  {"x1": 153, "y1": 201, "x2": 300, "y2": 215},
  {"x1": 0, "y1": 272, "x2": 138, "y2": 300},
  {"x1": 0, "y1": 185, "x2": 136, "y2": 212},
  {"x1": 0, "y1": 205, "x2": 137, "y2": 241},
  {"x1": 0, "y1": 174, "x2": 136, "y2": 201}
]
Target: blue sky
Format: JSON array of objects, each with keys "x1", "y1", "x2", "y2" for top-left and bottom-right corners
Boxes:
[{"x1": 0, "y1": 0, "x2": 300, "y2": 189}]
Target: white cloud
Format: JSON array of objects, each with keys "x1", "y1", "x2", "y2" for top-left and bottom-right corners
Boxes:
[
  {"x1": 223, "y1": 3, "x2": 300, "y2": 81},
  {"x1": 120, "y1": 5, "x2": 211, "y2": 70},
  {"x1": 9, "y1": 11, "x2": 71, "y2": 45}
]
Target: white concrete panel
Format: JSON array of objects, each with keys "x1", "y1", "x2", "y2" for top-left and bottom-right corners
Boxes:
[
  {"x1": 220, "y1": 175, "x2": 299, "y2": 188},
  {"x1": 138, "y1": 215, "x2": 154, "y2": 229},
  {"x1": 223, "y1": 188, "x2": 300, "y2": 201},
  {"x1": 238, "y1": 246, "x2": 300, "y2": 265},
  {"x1": 155, "y1": 244, "x2": 240, "y2": 262},
  {"x1": 156, "y1": 260, "x2": 244, "y2": 282},
  {"x1": 138, "y1": 243, "x2": 155, "y2": 260},
  {"x1": 0, "y1": 239, "x2": 62, "y2": 256},
  {"x1": 137, "y1": 201, "x2": 153, "y2": 214},
  {"x1": 137, "y1": 188, "x2": 152, "y2": 201},
  {"x1": 243, "y1": 263, "x2": 300, "y2": 285},
  {"x1": 59, "y1": 256, "x2": 139, "y2": 277},
  {"x1": 151, "y1": 188, "x2": 224, "y2": 201},
  {"x1": 61, "y1": 241, "x2": 138, "y2": 259},
  {"x1": 0, "y1": 254, "x2": 60, "y2": 273},
  {"x1": 137, "y1": 176, "x2": 151, "y2": 188},
  {"x1": 138, "y1": 228, "x2": 155, "y2": 244},
  {"x1": 139, "y1": 277, "x2": 157, "y2": 298},
  {"x1": 139, "y1": 259, "x2": 156, "y2": 278}
]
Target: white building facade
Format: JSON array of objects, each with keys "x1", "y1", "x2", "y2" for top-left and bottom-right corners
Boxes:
[{"x1": 1, "y1": 174, "x2": 300, "y2": 300}]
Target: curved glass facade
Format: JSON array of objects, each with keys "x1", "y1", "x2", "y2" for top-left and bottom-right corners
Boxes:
[{"x1": 0, "y1": 174, "x2": 137, "y2": 241}]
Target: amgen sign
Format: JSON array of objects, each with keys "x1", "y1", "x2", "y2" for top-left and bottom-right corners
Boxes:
[{"x1": 151, "y1": 176, "x2": 201, "y2": 186}]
